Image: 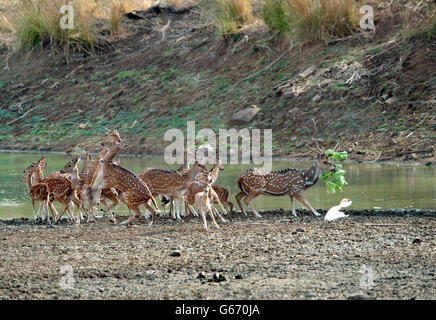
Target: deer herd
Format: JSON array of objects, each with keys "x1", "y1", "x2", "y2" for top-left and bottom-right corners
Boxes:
[{"x1": 22, "y1": 129, "x2": 336, "y2": 231}]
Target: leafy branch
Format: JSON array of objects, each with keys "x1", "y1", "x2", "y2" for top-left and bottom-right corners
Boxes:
[{"x1": 322, "y1": 149, "x2": 348, "y2": 193}]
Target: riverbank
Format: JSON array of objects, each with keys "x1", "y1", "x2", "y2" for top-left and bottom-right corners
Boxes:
[
  {"x1": 0, "y1": 149, "x2": 434, "y2": 166},
  {"x1": 1, "y1": 1, "x2": 435, "y2": 164},
  {"x1": 1, "y1": 209, "x2": 435, "y2": 299}
]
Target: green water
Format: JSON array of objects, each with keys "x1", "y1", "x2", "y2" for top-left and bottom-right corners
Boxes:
[{"x1": 0, "y1": 151, "x2": 435, "y2": 218}]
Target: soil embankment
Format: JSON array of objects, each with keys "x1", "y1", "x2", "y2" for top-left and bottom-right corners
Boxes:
[{"x1": 0, "y1": 3, "x2": 435, "y2": 163}]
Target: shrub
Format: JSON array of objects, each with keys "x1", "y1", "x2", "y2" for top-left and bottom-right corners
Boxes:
[
  {"x1": 262, "y1": 0, "x2": 357, "y2": 41},
  {"x1": 14, "y1": 0, "x2": 96, "y2": 49},
  {"x1": 262, "y1": 0, "x2": 292, "y2": 32},
  {"x1": 212, "y1": 0, "x2": 254, "y2": 38},
  {"x1": 322, "y1": 149, "x2": 348, "y2": 193}
]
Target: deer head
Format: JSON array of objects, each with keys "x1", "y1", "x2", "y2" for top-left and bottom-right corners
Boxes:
[
  {"x1": 307, "y1": 141, "x2": 336, "y2": 173},
  {"x1": 23, "y1": 157, "x2": 45, "y2": 180},
  {"x1": 60, "y1": 156, "x2": 81, "y2": 174},
  {"x1": 105, "y1": 128, "x2": 124, "y2": 147},
  {"x1": 316, "y1": 153, "x2": 336, "y2": 173}
]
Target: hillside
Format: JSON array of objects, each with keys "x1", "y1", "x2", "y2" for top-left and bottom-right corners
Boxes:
[{"x1": 0, "y1": 0, "x2": 435, "y2": 163}]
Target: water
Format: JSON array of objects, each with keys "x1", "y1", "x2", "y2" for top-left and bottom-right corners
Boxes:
[{"x1": 0, "y1": 152, "x2": 435, "y2": 218}]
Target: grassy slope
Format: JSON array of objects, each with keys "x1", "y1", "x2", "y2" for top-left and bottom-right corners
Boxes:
[{"x1": 0, "y1": 2, "x2": 435, "y2": 163}]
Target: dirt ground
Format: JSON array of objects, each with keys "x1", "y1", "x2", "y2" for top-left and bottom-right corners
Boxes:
[{"x1": 0, "y1": 209, "x2": 435, "y2": 300}]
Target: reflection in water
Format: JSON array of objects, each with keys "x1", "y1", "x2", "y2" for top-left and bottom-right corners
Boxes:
[{"x1": 0, "y1": 152, "x2": 435, "y2": 218}]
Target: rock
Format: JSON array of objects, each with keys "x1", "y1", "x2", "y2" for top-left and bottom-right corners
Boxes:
[
  {"x1": 295, "y1": 140, "x2": 306, "y2": 148},
  {"x1": 288, "y1": 107, "x2": 299, "y2": 115},
  {"x1": 169, "y1": 250, "x2": 181, "y2": 257},
  {"x1": 347, "y1": 293, "x2": 375, "y2": 300},
  {"x1": 228, "y1": 105, "x2": 261, "y2": 126},
  {"x1": 385, "y1": 97, "x2": 397, "y2": 105},
  {"x1": 197, "y1": 271, "x2": 206, "y2": 280},
  {"x1": 412, "y1": 238, "x2": 422, "y2": 245},
  {"x1": 312, "y1": 94, "x2": 322, "y2": 103},
  {"x1": 295, "y1": 228, "x2": 305, "y2": 232},
  {"x1": 235, "y1": 274, "x2": 243, "y2": 280},
  {"x1": 212, "y1": 272, "x2": 226, "y2": 282},
  {"x1": 282, "y1": 90, "x2": 295, "y2": 99},
  {"x1": 299, "y1": 65, "x2": 316, "y2": 79}
]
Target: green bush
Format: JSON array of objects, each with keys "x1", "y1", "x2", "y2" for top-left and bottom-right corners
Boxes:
[
  {"x1": 262, "y1": 0, "x2": 292, "y2": 32},
  {"x1": 321, "y1": 149, "x2": 348, "y2": 193}
]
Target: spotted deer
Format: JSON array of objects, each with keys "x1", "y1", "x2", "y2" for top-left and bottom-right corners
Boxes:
[
  {"x1": 194, "y1": 173, "x2": 223, "y2": 231},
  {"x1": 138, "y1": 161, "x2": 201, "y2": 220},
  {"x1": 23, "y1": 158, "x2": 53, "y2": 222},
  {"x1": 211, "y1": 184, "x2": 233, "y2": 214},
  {"x1": 183, "y1": 161, "x2": 228, "y2": 218},
  {"x1": 26, "y1": 157, "x2": 79, "y2": 223},
  {"x1": 60, "y1": 156, "x2": 120, "y2": 223},
  {"x1": 87, "y1": 141, "x2": 159, "y2": 226},
  {"x1": 235, "y1": 146, "x2": 336, "y2": 218},
  {"x1": 77, "y1": 128, "x2": 124, "y2": 224},
  {"x1": 72, "y1": 154, "x2": 121, "y2": 220}
]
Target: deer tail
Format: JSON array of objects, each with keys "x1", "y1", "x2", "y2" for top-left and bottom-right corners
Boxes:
[{"x1": 237, "y1": 177, "x2": 249, "y2": 195}]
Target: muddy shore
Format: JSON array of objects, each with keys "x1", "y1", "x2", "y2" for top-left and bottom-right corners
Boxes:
[{"x1": 0, "y1": 209, "x2": 435, "y2": 300}]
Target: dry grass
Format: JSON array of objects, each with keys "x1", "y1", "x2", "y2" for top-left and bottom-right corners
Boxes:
[
  {"x1": 400, "y1": 1, "x2": 436, "y2": 41},
  {"x1": 262, "y1": 0, "x2": 357, "y2": 41},
  {"x1": 0, "y1": 0, "x2": 153, "y2": 50},
  {"x1": 212, "y1": 0, "x2": 254, "y2": 38}
]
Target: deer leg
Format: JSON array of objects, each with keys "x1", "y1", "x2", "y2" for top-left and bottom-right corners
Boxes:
[
  {"x1": 99, "y1": 198, "x2": 109, "y2": 212},
  {"x1": 289, "y1": 195, "x2": 297, "y2": 217},
  {"x1": 120, "y1": 205, "x2": 142, "y2": 225},
  {"x1": 184, "y1": 197, "x2": 190, "y2": 218},
  {"x1": 35, "y1": 201, "x2": 43, "y2": 221},
  {"x1": 174, "y1": 198, "x2": 182, "y2": 220},
  {"x1": 228, "y1": 201, "x2": 234, "y2": 216},
  {"x1": 102, "y1": 194, "x2": 119, "y2": 223},
  {"x1": 30, "y1": 199, "x2": 37, "y2": 221},
  {"x1": 198, "y1": 206, "x2": 208, "y2": 231},
  {"x1": 207, "y1": 206, "x2": 220, "y2": 229},
  {"x1": 212, "y1": 206, "x2": 226, "y2": 223},
  {"x1": 211, "y1": 191, "x2": 227, "y2": 216},
  {"x1": 189, "y1": 204, "x2": 198, "y2": 217},
  {"x1": 293, "y1": 193, "x2": 321, "y2": 217},
  {"x1": 235, "y1": 192, "x2": 248, "y2": 216},
  {"x1": 68, "y1": 193, "x2": 81, "y2": 222},
  {"x1": 48, "y1": 202, "x2": 59, "y2": 224},
  {"x1": 243, "y1": 191, "x2": 262, "y2": 218},
  {"x1": 54, "y1": 198, "x2": 70, "y2": 223},
  {"x1": 144, "y1": 202, "x2": 156, "y2": 227},
  {"x1": 143, "y1": 203, "x2": 151, "y2": 219}
]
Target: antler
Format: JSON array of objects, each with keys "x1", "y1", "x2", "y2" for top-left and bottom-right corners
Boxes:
[{"x1": 307, "y1": 118, "x2": 325, "y2": 154}]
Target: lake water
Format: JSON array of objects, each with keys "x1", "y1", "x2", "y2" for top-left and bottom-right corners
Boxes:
[{"x1": 0, "y1": 151, "x2": 435, "y2": 218}]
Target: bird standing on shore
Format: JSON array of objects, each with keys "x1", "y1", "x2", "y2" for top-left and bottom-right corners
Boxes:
[{"x1": 325, "y1": 198, "x2": 352, "y2": 221}]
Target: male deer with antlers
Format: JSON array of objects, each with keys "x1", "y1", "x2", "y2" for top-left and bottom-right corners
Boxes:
[{"x1": 235, "y1": 142, "x2": 336, "y2": 218}]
